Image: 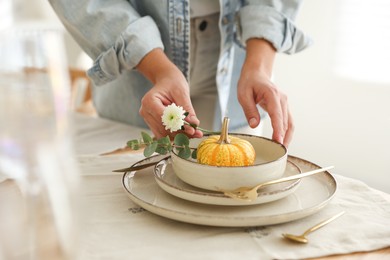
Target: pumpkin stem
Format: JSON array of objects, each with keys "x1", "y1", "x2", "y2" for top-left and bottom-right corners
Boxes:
[{"x1": 218, "y1": 117, "x2": 231, "y2": 144}]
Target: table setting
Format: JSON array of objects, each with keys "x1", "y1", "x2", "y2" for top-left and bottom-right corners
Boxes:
[
  {"x1": 1, "y1": 107, "x2": 390, "y2": 259},
  {"x1": 71, "y1": 112, "x2": 390, "y2": 260}
]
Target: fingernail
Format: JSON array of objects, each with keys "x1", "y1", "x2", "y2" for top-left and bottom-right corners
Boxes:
[
  {"x1": 249, "y1": 118, "x2": 257, "y2": 127},
  {"x1": 277, "y1": 135, "x2": 284, "y2": 144}
]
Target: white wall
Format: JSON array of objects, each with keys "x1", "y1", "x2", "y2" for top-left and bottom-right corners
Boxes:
[
  {"x1": 18, "y1": 0, "x2": 390, "y2": 192},
  {"x1": 270, "y1": 0, "x2": 390, "y2": 192}
]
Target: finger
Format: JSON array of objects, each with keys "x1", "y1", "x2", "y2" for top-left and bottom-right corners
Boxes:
[
  {"x1": 239, "y1": 90, "x2": 261, "y2": 128},
  {"x1": 179, "y1": 94, "x2": 199, "y2": 123},
  {"x1": 145, "y1": 115, "x2": 168, "y2": 139},
  {"x1": 182, "y1": 124, "x2": 203, "y2": 138},
  {"x1": 280, "y1": 93, "x2": 289, "y2": 135},
  {"x1": 184, "y1": 107, "x2": 200, "y2": 127},
  {"x1": 171, "y1": 92, "x2": 200, "y2": 132},
  {"x1": 143, "y1": 99, "x2": 199, "y2": 139},
  {"x1": 140, "y1": 99, "x2": 168, "y2": 138},
  {"x1": 193, "y1": 129, "x2": 203, "y2": 138},
  {"x1": 264, "y1": 95, "x2": 284, "y2": 144},
  {"x1": 283, "y1": 109, "x2": 295, "y2": 147}
]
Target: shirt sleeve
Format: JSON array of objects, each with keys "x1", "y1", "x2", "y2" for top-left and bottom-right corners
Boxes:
[
  {"x1": 238, "y1": 0, "x2": 312, "y2": 54},
  {"x1": 49, "y1": 0, "x2": 164, "y2": 86}
]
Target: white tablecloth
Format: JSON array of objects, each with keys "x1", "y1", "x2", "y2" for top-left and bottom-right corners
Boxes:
[{"x1": 71, "y1": 113, "x2": 390, "y2": 260}]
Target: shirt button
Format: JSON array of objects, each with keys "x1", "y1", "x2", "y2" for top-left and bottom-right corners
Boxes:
[
  {"x1": 220, "y1": 67, "x2": 227, "y2": 74},
  {"x1": 222, "y1": 16, "x2": 229, "y2": 25},
  {"x1": 199, "y1": 20, "x2": 208, "y2": 31}
]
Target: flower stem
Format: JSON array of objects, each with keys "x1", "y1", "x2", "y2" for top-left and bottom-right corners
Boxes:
[
  {"x1": 184, "y1": 122, "x2": 220, "y2": 135},
  {"x1": 197, "y1": 127, "x2": 220, "y2": 135}
]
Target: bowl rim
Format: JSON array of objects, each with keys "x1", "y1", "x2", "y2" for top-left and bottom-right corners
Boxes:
[{"x1": 172, "y1": 133, "x2": 287, "y2": 168}]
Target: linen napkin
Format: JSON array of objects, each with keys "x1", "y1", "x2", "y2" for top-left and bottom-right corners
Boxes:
[{"x1": 247, "y1": 174, "x2": 390, "y2": 259}]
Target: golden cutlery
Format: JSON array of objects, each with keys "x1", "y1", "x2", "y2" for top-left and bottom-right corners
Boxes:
[
  {"x1": 282, "y1": 211, "x2": 345, "y2": 243},
  {"x1": 221, "y1": 166, "x2": 334, "y2": 201}
]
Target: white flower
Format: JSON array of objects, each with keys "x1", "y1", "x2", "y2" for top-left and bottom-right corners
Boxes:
[{"x1": 161, "y1": 103, "x2": 186, "y2": 132}]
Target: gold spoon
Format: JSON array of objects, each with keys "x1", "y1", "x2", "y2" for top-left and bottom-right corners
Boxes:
[
  {"x1": 282, "y1": 211, "x2": 345, "y2": 243},
  {"x1": 221, "y1": 166, "x2": 334, "y2": 201}
]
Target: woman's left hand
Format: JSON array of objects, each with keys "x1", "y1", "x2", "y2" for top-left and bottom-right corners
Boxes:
[{"x1": 237, "y1": 39, "x2": 294, "y2": 147}]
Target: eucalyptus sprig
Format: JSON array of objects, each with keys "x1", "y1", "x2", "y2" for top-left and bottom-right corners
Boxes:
[
  {"x1": 126, "y1": 103, "x2": 220, "y2": 159},
  {"x1": 127, "y1": 132, "x2": 197, "y2": 159}
]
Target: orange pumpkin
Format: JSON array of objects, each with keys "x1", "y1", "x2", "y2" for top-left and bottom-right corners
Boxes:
[{"x1": 197, "y1": 117, "x2": 255, "y2": 166}]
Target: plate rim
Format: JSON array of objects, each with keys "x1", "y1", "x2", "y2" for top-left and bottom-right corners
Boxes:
[
  {"x1": 121, "y1": 155, "x2": 337, "y2": 227},
  {"x1": 153, "y1": 159, "x2": 302, "y2": 206}
]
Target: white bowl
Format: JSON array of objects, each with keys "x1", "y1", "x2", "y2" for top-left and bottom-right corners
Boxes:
[{"x1": 171, "y1": 134, "x2": 288, "y2": 191}]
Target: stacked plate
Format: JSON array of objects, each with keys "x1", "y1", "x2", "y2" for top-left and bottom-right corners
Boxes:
[{"x1": 122, "y1": 155, "x2": 337, "y2": 227}]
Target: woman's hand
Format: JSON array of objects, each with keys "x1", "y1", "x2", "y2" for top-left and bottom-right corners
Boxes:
[
  {"x1": 136, "y1": 48, "x2": 203, "y2": 139},
  {"x1": 237, "y1": 39, "x2": 294, "y2": 147}
]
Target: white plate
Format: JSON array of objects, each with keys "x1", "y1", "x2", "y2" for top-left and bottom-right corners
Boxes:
[
  {"x1": 122, "y1": 155, "x2": 337, "y2": 227},
  {"x1": 154, "y1": 159, "x2": 302, "y2": 206}
]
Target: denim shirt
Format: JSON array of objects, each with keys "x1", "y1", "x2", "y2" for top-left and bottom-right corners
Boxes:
[{"x1": 49, "y1": 0, "x2": 311, "y2": 130}]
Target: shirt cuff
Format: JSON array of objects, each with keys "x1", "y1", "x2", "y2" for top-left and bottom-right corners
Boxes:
[
  {"x1": 87, "y1": 16, "x2": 164, "y2": 86},
  {"x1": 238, "y1": 5, "x2": 312, "y2": 54}
]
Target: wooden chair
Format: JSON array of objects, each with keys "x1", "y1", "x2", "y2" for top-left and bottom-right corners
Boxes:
[{"x1": 69, "y1": 68, "x2": 96, "y2": 116}]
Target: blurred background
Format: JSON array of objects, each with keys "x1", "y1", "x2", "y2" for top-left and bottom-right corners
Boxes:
[
  {"x1": 4, "y1": 0, "x2": 389, "y2": 193},
  {"x1": 272, "y1": 0, "x2": 390, "y2": 193}
]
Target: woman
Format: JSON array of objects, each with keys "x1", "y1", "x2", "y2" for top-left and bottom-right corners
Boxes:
[{"x1": 49, "y1": 0, "x2": 311, "y2": 147}]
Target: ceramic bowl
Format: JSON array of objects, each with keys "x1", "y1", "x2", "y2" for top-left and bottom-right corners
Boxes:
[{"x1": 170, "y1": 134, "x2": 288, "y2": 191}]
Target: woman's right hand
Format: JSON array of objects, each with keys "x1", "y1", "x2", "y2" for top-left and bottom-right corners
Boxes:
[{"x1": 137, "y1": 48, "x2": 203, "y2": 139}]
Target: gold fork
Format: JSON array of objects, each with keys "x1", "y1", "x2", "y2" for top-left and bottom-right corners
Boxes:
[{"x1": 221, "y1": 166, "x2": 334, "y2": 201}]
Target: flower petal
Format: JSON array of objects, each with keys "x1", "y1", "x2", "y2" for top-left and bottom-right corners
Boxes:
[{"x1": 161, "y1": 103, "x2": 186, "y2": 133}]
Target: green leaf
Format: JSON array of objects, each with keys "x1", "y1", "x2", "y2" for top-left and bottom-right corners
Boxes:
[
  {"x1": 166, "y1": 141, "x2": 172, "y2": 151},
  {"x1": 144, "y1": 141, "x2": 158, "y2": 157},
  {"x1": 141, "y1": 131, "x2": 153, "y2": 144},
  {"x1": 155, "y1": 146, "x2": 168, "y2": 155},
  {"x1": 191, "y1": 149, "x2": 197, "y2": 159},
  {"x1": 175, "y1": 146, "x2": 183, "y2": 153},
  {"x1": 157, "y1": 136, "x2": 170, "y2": 145},
  {"x1": 127, "y1": 139, "x2": 138, "y2": 146},
  {"x1": 157, "y1": 136, "x2": 172, "y2": 153},
  {"x1": 174, "y1": 133, "x2": 189, "y2": 146},
  {"x1": 178, "y1": 145, "x2": 191, "y2": 159},
  {"x1": 184, "y1": 112, "x2": 189, "y2": 117},
  {"x1": 127, "y1": 140, "x2": 140, "y2": 150}
]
